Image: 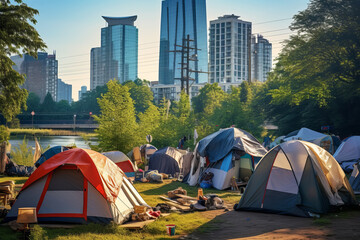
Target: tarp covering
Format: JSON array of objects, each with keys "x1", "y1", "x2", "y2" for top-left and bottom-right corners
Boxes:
[
  {"x1": 22, "y1": 148, "x2": 124, "y2": 203},
  {"x1": 197, "y1": 128, "x2": 267, "y2": 163},
  {"x1": 334, "y1": 136, "x2": 360, "y2": 164},
  {"x1": 148, "y1": 147, "x2": 183, "y2": 175},
  {"x1": 235, "y1": 140, "x2": 356, "y2": 217},
  {"x1": 35, "y1": 146, "x2": 69, "y2": 167},
  {"x1": 283, "y1": 127, "x2": 327, "y2": 142}
]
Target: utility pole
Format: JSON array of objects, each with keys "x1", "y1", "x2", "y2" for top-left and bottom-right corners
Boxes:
[{"x1": 171, "y1": 34, "x2": 208, "y2": 95}]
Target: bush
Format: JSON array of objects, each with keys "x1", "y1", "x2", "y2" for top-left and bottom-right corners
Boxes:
[{"x1": 11, "y1": 137, "x2": 34, "y2": 166}]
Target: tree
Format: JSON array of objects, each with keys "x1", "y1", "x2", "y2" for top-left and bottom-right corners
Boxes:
[
  {"x1": 123, "y1": 79, "x2": 154, "y2": 114},
  {"x1": 0, "y1": 0, "x2": 46, "y2": 121},
  {"x1": 94, "y1": 80, "x2": 140, "y2": 153},
  {"x1": 25, "y1": 92, "x2": 41, "y2": 113},
  {"x1": 40, "y1": 92, "x2": 56, "y2": 112},
  {"x1": 192, "y1": 83, "x2": 225, "y2": 116},
  {"x1": 72, "y1": 85, "x2": 108, "y2": 114},
  {"x1": 260, "y1": 0, "x2": 360, "y2": 137}
]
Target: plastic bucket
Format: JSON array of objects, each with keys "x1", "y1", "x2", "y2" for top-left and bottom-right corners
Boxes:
[{"x1": 166, "y1": 224, "x2": 176, "y2": 236}]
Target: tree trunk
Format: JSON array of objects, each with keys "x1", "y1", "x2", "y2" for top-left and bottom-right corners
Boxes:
[{"x1": 0, "y1": 142, "x2": 6, "y2": 174}]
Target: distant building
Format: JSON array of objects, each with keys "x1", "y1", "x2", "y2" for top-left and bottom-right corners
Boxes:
[
  {"x1": 251, "y1": 35, "x2": 272, "y2": 82},
  {"x1": 209, "y1": 14, "x2": 252, "y2": 84},
  {"x1": 158, "y1": 0, "x2": 208, "y2": 85},
  {"x1": 151, "y1": 82, "x2": 238, "y2": 104},
  {"x1": 57, "y1": 79, "x2": 72, "y2": 103},
  {"x1": 90, "y1": 16, "x2": 138, "y2": 90},
  {"x1": 90, "y1": 47, "x2": 102, "y2": 90},
  {"x1": 11, "y1": 52, "x2": 58, "y2": 101},
  {"x1": 78, "y1": 86, "x2": 87, "y2": 100}
]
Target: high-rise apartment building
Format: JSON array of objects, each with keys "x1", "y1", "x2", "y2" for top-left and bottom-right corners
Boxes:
[
  {"x1": 209, "y1": 15, "x2": 252, "y2": 84},
  {"x1": 251, "y1": 35, "x2": 272, "y2": 82},
  {"x1": 78, "y1": 86, "x2": 87, "y2": 101},
  {"x1": 90, "y1": 16, "x2": 138, "y2": 90},
  {"x1": 158, "y1": 0, "x2": 208, "y2": 85},
  {"x1": 90, "y1": 47, "x2": 102, "y2": 90},
  {"x1": 11, "y1": 52, "x2": 58, "y2": 101},
  {"x1": 57, "y1": 79, "x2": 72, "y2": 103}
]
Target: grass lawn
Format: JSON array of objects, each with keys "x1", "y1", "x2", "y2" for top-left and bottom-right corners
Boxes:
[{"x1": 0, "y1": 177, "x2": 241, "y2": 240}]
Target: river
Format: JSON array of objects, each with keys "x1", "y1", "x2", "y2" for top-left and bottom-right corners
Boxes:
[{"x1": 9, "y1": 135, "x2": 98, "y2": 151}]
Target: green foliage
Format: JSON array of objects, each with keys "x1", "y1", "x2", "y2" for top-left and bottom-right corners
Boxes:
[
  {"x1": 40, "y1": 92, "x2": 56, "y2": 112},
  {"x1": 124, "y1": 79, "x2": 154, "y2": 114},
  {"x1": 256, "y1": 0, "x2": 360, "y2": 137},
  {"x1": 0, "y1": 125, "x2": 10, "y2": 142},
  {"x1": 72, "y1": 85, "x2": 107, "y2": 114},
  {"x1": 11, "y1": 136, "x2": 33, "y2": 166},
  {"x1": 192, "y1": 83, "x2": 225, "y2": 117},
  {"x1": 95, "y1": 80, "x2": 140, "y2": 153},
  {"x1": 0, "y1": 0, "x2": 46, "y2": 121},
  {"x1": 25, "y1": 92, "x2": 41, "y2": 113}
]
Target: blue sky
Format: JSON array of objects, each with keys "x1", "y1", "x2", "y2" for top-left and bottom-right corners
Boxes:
[{"x1": 25, "y1": 0, "x2": 309, "y2": 100}]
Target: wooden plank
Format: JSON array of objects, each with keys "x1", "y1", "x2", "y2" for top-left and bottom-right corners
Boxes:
[
  {"x1": 174, "y1": 194, "x2": 197, "y2": 200},
  {"x1": 120, "y1": 219, "x2": 155, "y2": 229}
]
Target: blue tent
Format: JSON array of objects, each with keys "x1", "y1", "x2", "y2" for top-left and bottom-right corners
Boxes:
[
  {"x1": 35, "y1": 146, "x2": 69, "y2": 167},
  {"x1": 197, "y1": 128, "x2": 267, "y2": 163},
  {"x1": 193, "y1": 128, "x2": 267, "y2": 190}
]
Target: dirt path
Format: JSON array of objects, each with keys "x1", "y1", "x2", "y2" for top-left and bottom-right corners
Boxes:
[{"x1": 185, "y1": 207, "x2": 360, "y2": 240}]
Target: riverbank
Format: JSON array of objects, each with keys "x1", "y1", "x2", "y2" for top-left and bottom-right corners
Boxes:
[{"x1": 9, "y1": 128, "x2": 97, "y2": 137}]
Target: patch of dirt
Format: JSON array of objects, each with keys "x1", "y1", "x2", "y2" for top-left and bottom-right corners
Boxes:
[{"x1": 185, "y1": 208, "x2": 360, "y2": 240}]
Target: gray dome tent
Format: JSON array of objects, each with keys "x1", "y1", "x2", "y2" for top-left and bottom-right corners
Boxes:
[{"x1": 235, "y1": 141, "x2": 357, "y2": 217}]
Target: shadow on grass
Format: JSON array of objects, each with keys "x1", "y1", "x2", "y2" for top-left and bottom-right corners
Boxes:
[{"x1": 138, "y1": 180, "x2": 237, "y2": 198}]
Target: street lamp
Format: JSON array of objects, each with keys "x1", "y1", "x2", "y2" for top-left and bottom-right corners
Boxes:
[
  {"x1": 73, "y1": 114, "x2": 76, "y2": 131},
  {"x1": 31, "y1": 111, "x2": 35, "y2": 128}
]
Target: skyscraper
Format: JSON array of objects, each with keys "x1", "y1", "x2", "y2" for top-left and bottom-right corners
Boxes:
[
  {"x1": 90, "y1": 47, "x2": 102, "y2": 90},
  {"x1": 11, "y1": 52, "x2": 58, "y2": 101},
  {"x1": 209, "y1": 15, "x2": 252, "y2": 84},
  {"x1": 90, "y1": 16, "x2": 138, "y2": 90},
  {"x1": 158, "y1": 0, "x2": 208, "y2": 85},
  {"x1": 57, "y1": 79, "x2": 72, "y2": 103},
  {"x1": 251, "y1": 35, "x2": 272, "y2": 82}
]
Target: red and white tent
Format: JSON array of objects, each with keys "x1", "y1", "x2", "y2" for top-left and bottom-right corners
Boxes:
[
  {"x1": 102, "y1": 151, "x2": 137, "y2": 172},
  {"x1": 5, "y1": 148, "x2": 147, "y2": 224}
]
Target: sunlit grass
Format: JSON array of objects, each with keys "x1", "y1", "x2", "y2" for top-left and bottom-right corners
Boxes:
[
  {"x1": 0, "y1": 177, "x2": 241, "y2": 240},
  {"x1": 9, "y1": 128, "x2": 97, "y2": 137}
]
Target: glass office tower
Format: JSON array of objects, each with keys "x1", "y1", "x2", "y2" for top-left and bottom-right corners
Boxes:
[
  {"x1": 159, "y1": 0, "x2": 208, "y2": 84},
  {"x1": 101, "y1": 16, "x2": 138, "y2": 84}
]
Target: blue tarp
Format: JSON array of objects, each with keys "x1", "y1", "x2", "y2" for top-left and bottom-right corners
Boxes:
[
  {"x1": 197, "y1": 128, "x2": 267, "y2": 163},
  {"x1": 35, "y1": 146, "x2": 69, "y2": 167}
]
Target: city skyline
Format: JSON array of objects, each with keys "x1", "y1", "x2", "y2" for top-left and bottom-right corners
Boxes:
[{"x1": 24, "y1": 0, "x2": 309, "y2": 100}]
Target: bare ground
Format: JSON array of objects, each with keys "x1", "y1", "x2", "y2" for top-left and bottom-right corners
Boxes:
[{"x1": 183, "y1": 205, "x2": 360, "y2": 240}]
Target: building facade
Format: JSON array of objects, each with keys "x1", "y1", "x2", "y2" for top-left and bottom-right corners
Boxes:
[
  {"x1": 78, "y1": 86, "x2": 87, "y2": 101},
  {"x1": 11, "y1": 52, "x2": 58, "y2": 101},
  {"x1": 158, "y1": 0, "x2": 208, "y2": 85},
  {"x1": 90, "y1": 47, "x2": 102, "y2": 90},
  {"x1": 251, "y1": 35, "x2": 272, "y2": 82},
  {"x1": 57, "y1": 79, "x2": 72, "y2": 103},
  {"x1": 151, "y1": 82, "x2": 238, "y2": 104},
  {"x1": 209, "y1": 15, "x2": 252, "y2": 84},
  {"x1": 90, "y1": 16, "x2": 138, "y2": 90}
]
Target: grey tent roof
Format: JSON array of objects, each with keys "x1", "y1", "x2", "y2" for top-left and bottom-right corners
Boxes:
[
  {"x1": 235, "y1": 141, "x2": 357, "y2": 217},
  {"x1": 197, "y1": 128, "x2": 267, "y2": 163}
]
